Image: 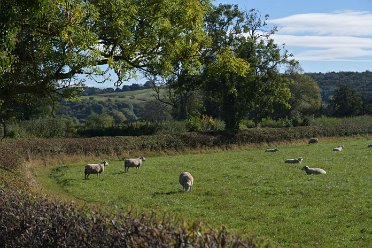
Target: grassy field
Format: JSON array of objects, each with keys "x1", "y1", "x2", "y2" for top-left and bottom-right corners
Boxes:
[
  {"x1": 33, "y1": 137, "x2": 372, "y2": 247},
  {"x1": 80, "y1": 88, "x2": 160, "y2": 105}
]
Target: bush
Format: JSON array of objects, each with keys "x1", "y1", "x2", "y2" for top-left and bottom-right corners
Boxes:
[
  {"x1": 186, "y1": 115, "x2": 224, "y2": 132},
  {"x1": 78, "y1": 121, "x2": 159, "y2": 137},
  {"x1": 0, "y1": 187, "x2": 266, "y2": 247},
  {"x1": 1, "y1": 117, "x2": 79, "y2": 139}
]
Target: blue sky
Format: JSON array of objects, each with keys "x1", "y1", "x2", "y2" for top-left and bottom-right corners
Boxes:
[
  {"x1": 87, "y1": 0, "x2": 372, "y2": 88},
  {"x1": 216, "y1": 0, "x2": 372, "y2": 73}
]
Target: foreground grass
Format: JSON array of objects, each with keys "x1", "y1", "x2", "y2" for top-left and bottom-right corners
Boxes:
[{"x1": 33, "y1": 137, "x2": 372, "y2": 247}]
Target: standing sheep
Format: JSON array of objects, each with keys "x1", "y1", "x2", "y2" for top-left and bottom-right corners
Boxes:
[
  {"x1": 285, "y1": 157, "x2": 303, "y2": 164},
  {"x1": 301, "y1": 165, "x2": 326, "y2": 175},
  {"x1": 179, "y1": 172, "x2": 194, "y2": 192},
  {"x1": 124, "y1": 157, "x2": 145, "y2": 172},
  {"x1": 308, "y1": 137, "x2": 319, "y2": 144},
  {"x1": 333, "y1": 145, "x2": 344, "y2": 152},
  {"x1": 84, "y1": 161, "x2": 109, "y2": 180}
]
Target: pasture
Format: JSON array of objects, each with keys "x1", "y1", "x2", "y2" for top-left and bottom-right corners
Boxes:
[
  {"x1": 33, "y1": 137, "x2": 372, "y2": 247},
  {"x1": 80, "y1": 88, "x2": 160, "y2": 105}
]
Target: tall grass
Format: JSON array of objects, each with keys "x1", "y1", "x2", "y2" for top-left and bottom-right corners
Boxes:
[{"x1": 34, "y1": 137, "x2": 372, "y2": 247}]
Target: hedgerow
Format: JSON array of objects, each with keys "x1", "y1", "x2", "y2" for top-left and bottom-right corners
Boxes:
[
  {"x1": 0, "y1": 187, "x2": 268, "y2": 247},
  {"x1": 1, "y1": 123, "x2": 371, "y2": 169}
]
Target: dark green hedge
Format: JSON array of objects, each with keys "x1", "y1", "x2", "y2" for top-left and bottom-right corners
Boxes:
[
  {"x1": 1, "y1": 124, "x2": 371, "y2": 169},
  {"x1": 0, "y1": 188, "x2": 267, "y2": 247}
]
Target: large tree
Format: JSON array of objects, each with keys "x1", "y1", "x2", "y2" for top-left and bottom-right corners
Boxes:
[
  {"x1": 289, "y1": 73, "x2": 321, "y2": 116},
  {"x1": 202, "y1": 5, "x2": 296, "y2": 130},
  {"x1": 0, "y1": 0, "x2": 209, "y2": 132}
]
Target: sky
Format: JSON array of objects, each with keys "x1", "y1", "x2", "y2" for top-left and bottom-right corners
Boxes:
[
  {"x1": 216, "y1": 0, "x2": 372, "y2": 73},
  {"x1": 86, "y1": 0, "x2": 372, "y2": 88}
]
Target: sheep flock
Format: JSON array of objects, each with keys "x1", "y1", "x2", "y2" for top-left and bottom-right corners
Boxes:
[{"x1": 81, "y1": 137, "x2": 370, "y2": 193}]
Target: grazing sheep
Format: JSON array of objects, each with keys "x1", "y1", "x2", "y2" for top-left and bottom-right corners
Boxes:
[
  {"x1": 84, "y1": 161, "x2": 109, "y2": 180},
  {"x1": 179, "y1": 172, "x2": 194, "y2": 192},
  {"x1": 265, "y1": 148, "x2": 279, "y2": 152},
  {"x1": 285, "y1": 157, "x2": 303, "y2": 164},
  {"x1": 308, "y1": 137, "x2": 319, "y2": 144},
  {"x1": 124, "y1": 157, "x2": 145, "y2": 172},
  {"x1": 302, "y1": 165, "x2": 326, "y2": 175},
  {"x1": 333, "y1": 145, "x2": 344, "y2": 152}
]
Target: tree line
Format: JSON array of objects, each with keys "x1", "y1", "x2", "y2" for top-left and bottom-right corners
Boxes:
[{"x1": 1, "y1": 1, "x2": 370, "y2": 135}]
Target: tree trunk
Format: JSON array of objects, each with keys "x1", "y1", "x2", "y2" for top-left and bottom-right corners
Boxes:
[{"x1": 222, "y1": 94, "x2": 240, "y2": 132}]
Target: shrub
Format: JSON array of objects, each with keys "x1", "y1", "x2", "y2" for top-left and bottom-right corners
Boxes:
[
  {"x1": 186, "y1": 115, "x2": 224, "y2": 132},
  {"x1": 0, "y1": 187, "x2": 266, "y2": 247}
]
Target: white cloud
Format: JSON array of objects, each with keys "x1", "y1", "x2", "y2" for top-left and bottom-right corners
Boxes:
[
  {"x1": 273, "y1": 35, "x2": 372, "y2": 48},
  {"x1": 269, "y1": 11, "x2": 372, "y2": 36},
  {"x1": 294, "y1": 48, "x2": 372, "y2": 61},
  {"x1": 268, "y1": 11, "x2": 372, "y2": 62}
]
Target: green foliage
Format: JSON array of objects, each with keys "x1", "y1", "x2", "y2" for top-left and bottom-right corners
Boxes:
[
  {"x1": 78, "y1": 121, "x2": 159, "y2": 137},
  {"x1": 306, "y1": 71, "x2": 372, "y2": 103},
  {"x1": 1, "y1": 117, "x2": 371, "y2": 169},
  {"x1": 201, "y1": 6, "x2": 295, "y2": 131},
  {"x1": 2, "y1": 117, "x2": 79, "y2": 138},
  {"x1": 286, "y1": 73, "x2": 321, "y2": 117},
  {"x1": 0, "y1": 0, "x2": 210, "y2": 127},
  {"x1": 37, "y1": 137, "x2": 372, "y2": 247},
  {"x1": 186, "y1": 115, "x2": 224, "y2": 132},
  {"x1": 0, "y1": 187, "x2": 264, "y2": 247},
  {"x1": 329, "y1": 85, "x2": 363, "y2": 117},
  {"x1": 84, "y1": 113, "x2": 114, "y2": 129}
]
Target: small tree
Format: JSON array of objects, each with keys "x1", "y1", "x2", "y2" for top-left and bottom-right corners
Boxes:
[
  {"x1": 85, "y1": 113, "x2": 114, "y2": 129},
  {"x1": 330, "y1": 85, "x2": 363, "y2": 117}
]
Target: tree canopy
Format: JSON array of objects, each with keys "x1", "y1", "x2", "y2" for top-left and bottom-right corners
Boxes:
[
  {"x1": 0, "y1": 0, "x2": 210, "y2": 127},
  {"x1": 202, "y1": 5, "x2": 296, "y2": 130}
]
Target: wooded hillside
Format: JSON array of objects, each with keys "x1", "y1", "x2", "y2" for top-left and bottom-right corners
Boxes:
[{"x1": 306, "y1": 71, "x2": 372, "y2": 102}]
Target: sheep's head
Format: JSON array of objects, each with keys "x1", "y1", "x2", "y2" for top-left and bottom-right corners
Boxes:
[
  {"x1": 184, "y1": 183, "x2": 192, "y2": 192},
  {"x1": 301, "y1": 166, "x2": 309, "y2": 171},
  {"x1": 298, "y1": 157, "x2": 304, "y2": 162},
  {"x1": 102, "y1": 161, "x2": 109, "y2": 166},
  {"x1": 140, "y1": 157, "x2": 146, "y2": 161}
]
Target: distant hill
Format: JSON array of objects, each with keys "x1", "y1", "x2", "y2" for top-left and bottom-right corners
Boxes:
[
  {"x1": 306, "y1": 71, "x2": 372, "y2": 102},
  {"x1": 56, "y1": 88, "x2": 167, "y2": 121},
  {"x1": 80, "y1": 88, "x2": 158, "y2": 105},
  {"x1": 56, "y1": 71, "x2": 372, "y2": 121}
]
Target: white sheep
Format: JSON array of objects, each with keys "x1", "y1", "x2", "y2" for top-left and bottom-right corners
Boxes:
[
  {"x1": 285, "y1": 157, "x2": 303, "y2": 164},
  {"x1": 179, "y1": 172, "x2": 194, "y2": 192},
  {"x1": 333, "y1": 145, "x2": 344, "y2": 152},
  {"x1": 308, "y1": 137, "x2": 319, "y2": 144},
  {"x1": 124, "y1": 157, "x2": 145, "y2": 172},
  {"x1": 84, "y1": 161, "x2": 109, "y2": 180},
  {"x1": 265, "y1": 148, "x2": 279, "y2": 152},
  {"x1": 302, "y1": 165, "x2": 326, "y2": 175}
]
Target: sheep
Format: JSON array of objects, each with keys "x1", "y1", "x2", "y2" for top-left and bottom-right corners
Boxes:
[
  {"x1": 265, "y1": 148, "x2": 279, "y2": 152},
  {"x1": 302, "y1": 165, "x2": 326, "y2": 175},
  {"x1": 333, "y1": 145, "x2": 344, "y2": 152},
  {"x1": 368, "y1": 144, "x2": 372, "y2": 147},
  {"x1": 308, "y1": 137, "x2": 319, "y2": 144},
  {"x1": 284, "y1": 157, "x2": 303, "y2": 164},
  {"x1": 179, "y1": 172, "x2": 194, "y2": 192},
  {"x1": 124, "y1": 157, "x2": 145, "y2": 172},
  {"x1": 84, "y1": 161, "x2": 109, "y2": 180}
]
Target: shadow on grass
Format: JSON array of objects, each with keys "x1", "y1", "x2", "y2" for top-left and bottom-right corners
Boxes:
[{"x1": 152, "y1": 190, "x2": 182, "y2": 196}]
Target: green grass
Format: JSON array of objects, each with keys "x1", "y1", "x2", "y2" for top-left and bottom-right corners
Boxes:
[
  {"x1": 34, "y1": 137, "x2": 372, "y2": 247},
  {"x1": 81, "y1": 88, "x2": 160, "y2": 105}
]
